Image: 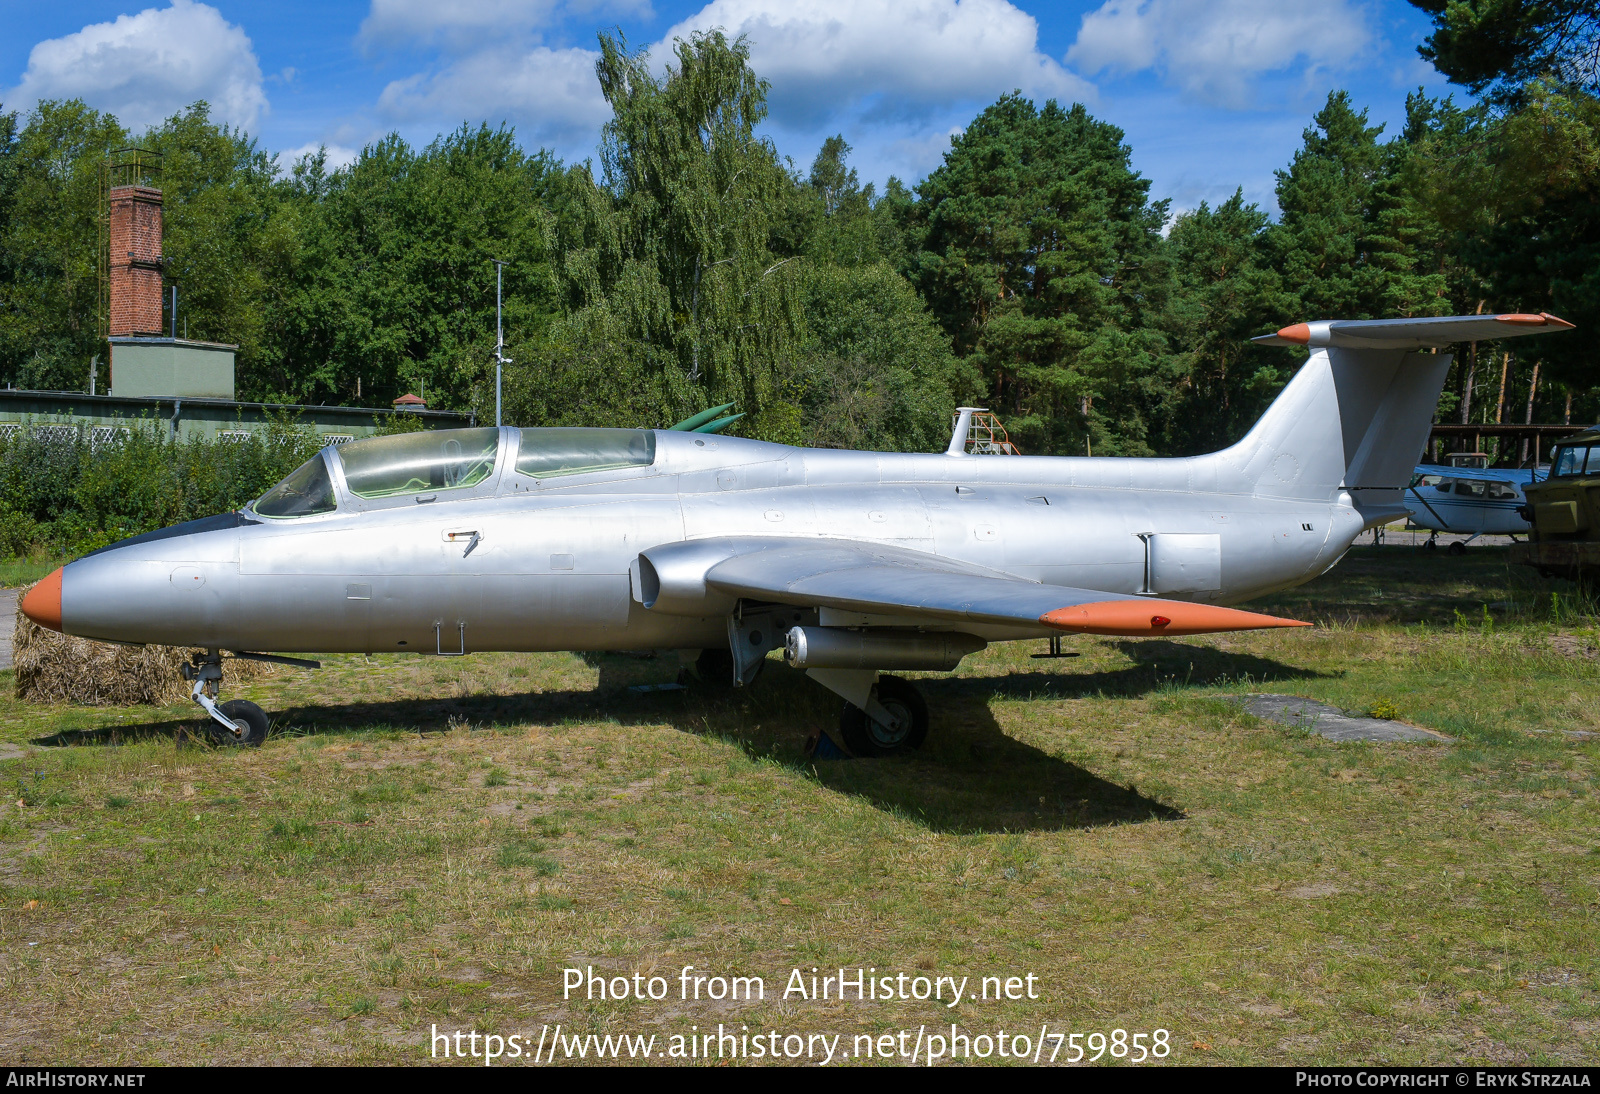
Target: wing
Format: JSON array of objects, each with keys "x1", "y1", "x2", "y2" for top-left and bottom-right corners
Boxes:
[{"x1": 684, "y1": 538, "x2": 1308, "y2": 637}]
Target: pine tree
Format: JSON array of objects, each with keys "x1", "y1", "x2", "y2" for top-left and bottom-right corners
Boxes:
[
  {"x1": 1409, "y1": 0, "x2": 1600, "y2": 104},
  {"x1": 913, "y1": 94, "x2": 1170, "y2": 455},
  {"x1": 547, "y1": 30, "x2": 805, "y2": 428},
  {"x1": 1159, "y1": 191, "x2": 1294, "y2": 454},
  {"x1": 1271, "y1": 92, "x2": 1391, "y2": 320}
]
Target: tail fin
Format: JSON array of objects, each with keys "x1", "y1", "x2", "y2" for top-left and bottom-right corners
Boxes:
[{"x1": 1211, "y1": 313, "x2": 1574, "y2": 513}]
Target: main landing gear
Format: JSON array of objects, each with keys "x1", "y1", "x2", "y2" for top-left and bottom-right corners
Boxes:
[
  {"x1": 802, "y1": 668, "x2": 930, "y2": 757},
  {"x1": 836, "y1": 674, "x2": 929, "y2": 757},
  {"x1": 1421, "y1": 532, "x2": 1477, "y2": 556}
]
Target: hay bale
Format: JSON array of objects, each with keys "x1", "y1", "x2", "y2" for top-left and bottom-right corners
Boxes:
[{"x1": 13, "y1": 581, "x2": 275, "y2": 705}]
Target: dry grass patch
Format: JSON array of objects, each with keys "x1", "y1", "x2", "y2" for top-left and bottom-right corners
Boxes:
[{"x1": 13, "y1": 583, "x2": 274, "y2": 705}]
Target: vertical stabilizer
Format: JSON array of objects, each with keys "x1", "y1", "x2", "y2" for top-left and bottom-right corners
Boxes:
[{"x1": 1209, "y1": 313, "x2": 1573, "y2": 513}]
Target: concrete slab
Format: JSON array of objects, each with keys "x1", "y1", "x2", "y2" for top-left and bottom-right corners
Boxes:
[
  {"x1": 1240, "y1": 694, "x2": 1450, "y2": 742},
  {"x1": 0, "y1": 588, "x2": 16, "y2": 671}
]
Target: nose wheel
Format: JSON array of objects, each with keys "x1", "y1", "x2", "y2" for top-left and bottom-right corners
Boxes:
[
  {"x1": 182, "y1": 650, "x2": 270, "y2": 746},
  {"x1": 209, "y1": 700, "x2": 269, "y2": 746}
]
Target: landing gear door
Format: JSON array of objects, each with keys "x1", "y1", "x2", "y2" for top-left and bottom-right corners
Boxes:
[{"x1": 1143, "y1": 533, "x2": 1222, "y2": 596}]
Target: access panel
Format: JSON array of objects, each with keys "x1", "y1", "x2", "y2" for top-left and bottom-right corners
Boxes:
[{"x1": 1145, "y1": 533, "x2": 1222, "y2": 595}]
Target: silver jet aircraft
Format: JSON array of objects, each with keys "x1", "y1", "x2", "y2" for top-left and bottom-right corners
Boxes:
[{"x1": 21, "y1": 312, "x2": 1574, "y2": 752}]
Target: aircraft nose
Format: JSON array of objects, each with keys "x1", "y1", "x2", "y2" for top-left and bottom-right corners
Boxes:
[{"x1": 21, "y1": 567, "x2": 63, "y2": 632}]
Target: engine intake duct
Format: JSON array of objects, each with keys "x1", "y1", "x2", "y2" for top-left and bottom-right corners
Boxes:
[{"x1": 784, "y1": 626, "x2": 985, "y2": 671}]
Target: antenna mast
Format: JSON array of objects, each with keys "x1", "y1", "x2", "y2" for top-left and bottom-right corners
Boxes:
[{"x1": 492, "y1": 259, "x2": 510, "y2": 428}]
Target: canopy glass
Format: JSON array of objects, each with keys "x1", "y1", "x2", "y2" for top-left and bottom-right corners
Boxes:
[
  {"x1": 514, "y1": 428, "x2": 655, "y2": 479},
  {"x1": 336, "y1": 427, "x2": 501, "y2": 499},
  {"x1": 254, "y1": 454, "x2": 337, "y2": 518}
]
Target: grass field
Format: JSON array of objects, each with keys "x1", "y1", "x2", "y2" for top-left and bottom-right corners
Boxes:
[
  {"x1": 0, "y1": 557, "x2": 65, "y2": 589},
  {"x1": 1, "y1": 545, "x2": 1596, "y2": 1066}
]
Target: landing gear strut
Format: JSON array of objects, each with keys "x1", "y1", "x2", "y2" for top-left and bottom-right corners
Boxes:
[
  {"x1": 182, "y1": 649, "x2": 269, "y2": 746},
  {"x1": 804, "y1": 667, "x2": 930, "y2": 757},
  {"x1": 837, "y1": 675, "x2": 929, "y2": 757}
]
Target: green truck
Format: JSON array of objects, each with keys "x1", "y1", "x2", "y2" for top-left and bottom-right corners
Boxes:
[{"x1": 1510, "y1": 427, "x2": 1600, "y2": 586}]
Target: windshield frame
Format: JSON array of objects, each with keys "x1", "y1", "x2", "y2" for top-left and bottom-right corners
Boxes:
[
  {"x1": 249, "y1": 449, "x2": 344, "y2": 522},
  {"x1": 1552, "y1": 444, "x2": 1593, "y2": 478}
]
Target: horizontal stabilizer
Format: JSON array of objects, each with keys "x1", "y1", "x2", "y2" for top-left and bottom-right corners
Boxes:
[{"x1": 1252, "y1": 312, "x2": 1573, "y2": 350}]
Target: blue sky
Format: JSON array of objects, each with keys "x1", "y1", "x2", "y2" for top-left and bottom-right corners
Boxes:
[{"x1": 2, "y1": 0, "x2": 1460, "y2": 217}]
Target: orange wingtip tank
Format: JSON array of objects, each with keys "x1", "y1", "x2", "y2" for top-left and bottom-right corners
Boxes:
[
  {"x1": 20, "y1": 567, "x2": 63, "y2": 632},
  {"x1": 1273, "y1": 322, "x2": 1312, "y2": 344},
  {"x1": 1040, "y1": 599, "x2": 1311, "y2": 637}
]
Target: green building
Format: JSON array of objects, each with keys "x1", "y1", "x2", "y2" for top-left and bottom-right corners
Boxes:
[{"x1": 1, "y1": 337, "x2": 471, "y2": 444}]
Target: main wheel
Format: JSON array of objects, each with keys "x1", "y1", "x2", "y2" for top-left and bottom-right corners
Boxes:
[
  {"x1": 1448, "y1": 540, "x2": 1467, "y2": 556},
  {"x1": 693, "y1": 647, "x2": 736, "y2": 688},
  {"x1": 837, "y1": 675, "x2": 928, "y2": 757},
  {"x1": 690, "y1": 646, "x2": 765, "y2": 688},
  {"x1": 208, "y1": 699, "x2": 269, "y2": 747},
  {"x1": 1423, "y1": 538, "x2": 1438, "y2": 550}
]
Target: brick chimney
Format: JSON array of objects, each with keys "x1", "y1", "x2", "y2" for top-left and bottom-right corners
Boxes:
[{"x1": 108, "y1": 184, "x2": 164, "y2": 337}]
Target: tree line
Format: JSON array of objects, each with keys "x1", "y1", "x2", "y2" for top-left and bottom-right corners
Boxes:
[{"x1": 1, "y1": 9, "x2": 1596, "y2": 460}]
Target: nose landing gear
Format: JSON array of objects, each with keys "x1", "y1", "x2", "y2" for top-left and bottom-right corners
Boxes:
[{"x1": 182, "y1": 650, "x2": 269, "y2": 746}]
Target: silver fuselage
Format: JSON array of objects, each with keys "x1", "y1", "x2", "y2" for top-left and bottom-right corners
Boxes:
[{"x1": 62, "y1": 429, "x2": 1362, "y2": 653}]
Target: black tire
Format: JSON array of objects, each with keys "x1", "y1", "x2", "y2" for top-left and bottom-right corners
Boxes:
[
  {"x1": 1448, "y1": 540, "x2": 1467, "y2": 556},
  {"x1": 837, "y1": 675, "x2": 928, "y2": 757},
  {"x1": 694, "y1": 647, "x2": 736, "y2": 689},
  {"x1": 208, "y1": 699, "x2": 269, "y2": 747},
  {"x1": 1423, "y1": 539, "x2": 1438, "y2": 550}
]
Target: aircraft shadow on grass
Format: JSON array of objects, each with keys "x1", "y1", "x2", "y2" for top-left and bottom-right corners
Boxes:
[{"x1": 30, "y1": 642, "x2": 1322, "y2": 835}]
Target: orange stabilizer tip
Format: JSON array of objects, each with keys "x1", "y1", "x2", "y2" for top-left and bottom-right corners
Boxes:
[
  {"x1": 21, "y1": 567, "x2": 63, "y2": 633},
  {"x1": 1499, "y1": 312, "x2": 1575, "y2": 329},
  {"x1": 1040, "y1": 599, "x2": 1311, "y2": 637},
  {"x1": 1275, "y1": 323, "x2": 1311, "y2": 344}
]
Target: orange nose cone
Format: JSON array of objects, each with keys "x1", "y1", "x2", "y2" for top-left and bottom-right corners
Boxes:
[{"x1": 20, "y1": 567, "x2": 63, "y2": 632}]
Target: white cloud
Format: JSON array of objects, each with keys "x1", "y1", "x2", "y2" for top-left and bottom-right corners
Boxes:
[
  {"x1": 659, "y1": 0, "x2": 1094, "y2": 127},
  {"x1": 6, "y1": 0, "x2": 267, "y2": 132},
  {"x1": 1067, "y1": 0, "x2": 1371, "y2": 108},
  {"x1": 281, "y1": 142, "x2": 360, "y2": 172},
  {"x1": 375, "y1": 45, "x2": 610, "y2": 148},
  {"x1": 360, "y1": 0, "x2": 650, "y2": 52},
  {"x1": 362, "y1": 0, "x2": 1093, "y2": 165}
]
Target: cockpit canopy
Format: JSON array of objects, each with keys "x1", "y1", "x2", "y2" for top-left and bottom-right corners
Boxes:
[
  {"x1": 515, "y1": 427, "x2": 655, "y2": 479},
  {"x1": 339, "y1": 427, "x2": 501, "y2": 499},
  {"x1": 252, "y1": 426, "x2": 658, "y2": 517}
]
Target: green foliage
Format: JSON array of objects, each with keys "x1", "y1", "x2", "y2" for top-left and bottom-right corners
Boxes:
[
  {"x1": 1273, "y1": 92, "x2": 1396, "y2": 321},
  {"x1": 1158, "y1": 191, "x2": 1294, "y2": 454},
  {"x1": 0, "y1": 100, "x2": 126, "y2": 391},
  {"x1": 911, "y1": 94, "x2": 1172, "y2": 455},
  {"x1": 273, "y1": 124, "x2": 562, "y2": 412},
  {"x1": 547, "y1": 31, "x2": 805, "y2": 429},
  {"x1": 769, "y1": 262, "x2": 976, "y2": 451},
  {"x1": 0, "y1": 417, "x2": 323, "y2": 554},
  {"x1": 1409, "y1": 0, "x2": 1600, "y2": 104},
  {"x1": 143, "y1": 104, "x2": 291, "y2": 386}
]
